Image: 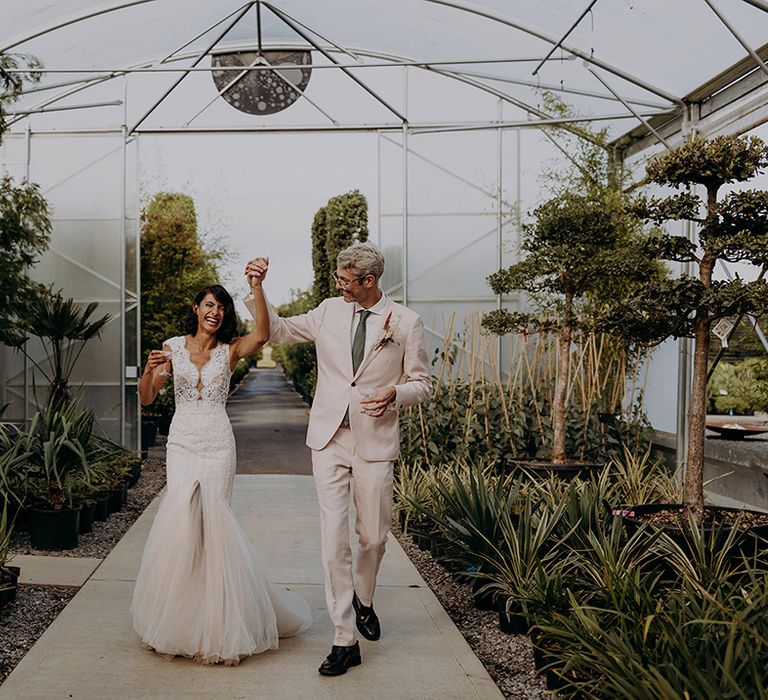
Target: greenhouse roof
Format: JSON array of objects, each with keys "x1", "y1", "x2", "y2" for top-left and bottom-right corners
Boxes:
[{"x1": 3, "y1": 0, "x2": 768, "y2": 148}]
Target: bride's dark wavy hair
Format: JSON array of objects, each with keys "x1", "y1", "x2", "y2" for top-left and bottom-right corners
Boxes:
[{"x1": 185, "y1": 284, "x2": 239, "y2": 344}]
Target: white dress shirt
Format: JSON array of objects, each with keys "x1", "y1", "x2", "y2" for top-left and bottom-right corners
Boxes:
[{"x1": 351, "y1": 292, "x2": 389, "y2": 359}]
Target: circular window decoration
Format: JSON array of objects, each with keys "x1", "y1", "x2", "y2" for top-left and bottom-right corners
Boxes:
[{"x1": 211, "y1": 50, "x2": 312, "y2": 115}]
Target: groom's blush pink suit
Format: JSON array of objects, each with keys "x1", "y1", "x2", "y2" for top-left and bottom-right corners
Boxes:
[{"x1": 245, "y1": 293, "x2": 431, "y2": 646}]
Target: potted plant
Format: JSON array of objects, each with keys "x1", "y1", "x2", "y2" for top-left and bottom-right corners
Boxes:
[
  {"x1": 26, "y1": 396, "x2": 94, "y2": 549},
  {"x1": 483, "y1": 189, "x2": 657, "y2": 474},
  {"x1": 0, "y1": 501, "x2": 20, "y2": 611},
  {"x1": 409, "y1": 464, "x2": 525, "y2": 610},
  {"x1": 9, "y1": 290, "x2": 110, "y2": 411},
  {"x1": 0, "y1": 419, "x2": 34, "y2": 528},
  {"x1": 609, "y1": 134, "x2": 768, "y2": 529}
]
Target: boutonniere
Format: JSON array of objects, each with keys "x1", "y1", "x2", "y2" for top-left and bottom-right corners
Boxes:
[{"x1": 374, "y1": 312, "x2": 400, "y2": 351}]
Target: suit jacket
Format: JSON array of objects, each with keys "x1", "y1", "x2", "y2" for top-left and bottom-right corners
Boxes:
[{"x1": 245, "y1": 293, "x2": 431, "y2": 461}]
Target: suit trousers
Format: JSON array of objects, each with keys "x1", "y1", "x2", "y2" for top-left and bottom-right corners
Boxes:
[{"x1": 312, "y1": 426, "x2": 394, "y2": 647}]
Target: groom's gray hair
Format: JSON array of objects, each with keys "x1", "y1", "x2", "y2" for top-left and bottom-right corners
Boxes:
[{"x1": 337, "y1": 241, "x2": 385, "y2": 281}]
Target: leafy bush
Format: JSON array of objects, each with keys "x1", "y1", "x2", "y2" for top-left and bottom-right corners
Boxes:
[
  {"x1": 275, "y1": 190, "x2": 369, "y2": 399},
  {"x1": 707, "y1": 359, "x2": 768, "y2": 415},
  {"x1": 270, "y1": 288, "x2": 317, "y2": 402}
]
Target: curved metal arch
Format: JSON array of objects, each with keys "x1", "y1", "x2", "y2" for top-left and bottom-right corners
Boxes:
[
  {"x1": 422, "y1": 0, "x2": 684, "y2": 106},
  {"x1": 0, "y1": 0, "x2": 163, "y2": 53},
  {"x1": 8, "y1": 39, "x2": 670, "y2": 137}
]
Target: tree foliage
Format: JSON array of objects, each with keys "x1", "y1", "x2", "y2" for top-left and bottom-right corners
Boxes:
[
  {"x1": 483, "y1": 96, "x2": 662, "y2": 463},
  {"x1": 276, "y1": 190, "x2": 369, "y2": 399},
  {"x1": 606, "y1": 134, "x2": 768, "y2": 509},
  {"x1": 0, "y1": 52, "x2": 42, "y2": 142},
  {"x1": 139, "y1": 192, "x2": 218, "y2": 359},
  {"x1": 311, "y1": 190, "x2": 368, "y2": 304},
  {"x1": 0, "y1": 176, "x2": 52, "y2": 345}
]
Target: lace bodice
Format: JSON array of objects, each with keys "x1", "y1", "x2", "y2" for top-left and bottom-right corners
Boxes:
[{"x1": 165, "y1": 336, "x2": 232, "y2": 408}]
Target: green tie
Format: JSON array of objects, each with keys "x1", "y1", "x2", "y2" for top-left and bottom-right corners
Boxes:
[{"x1": 352, "y1": 310, "x2": 372, "y2": 374}]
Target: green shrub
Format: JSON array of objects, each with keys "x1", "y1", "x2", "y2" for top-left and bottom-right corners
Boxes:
[
  {"x1": 707, "y1": 359, "x2": 768, "y2": 415},
  {"x1": 270, "y1": 289, "x2": 317, "y2": 402}
]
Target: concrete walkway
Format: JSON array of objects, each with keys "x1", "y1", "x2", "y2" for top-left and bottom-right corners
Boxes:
[
  {"x1": 229, "y1": 368, "x2": 313, "y2": 475},
  {"x1": 0, "y1": 369, "x2": 502, "y2": 700}
]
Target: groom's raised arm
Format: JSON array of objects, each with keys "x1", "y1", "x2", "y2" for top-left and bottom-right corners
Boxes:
[{"x1": 243, "y1": 290, "x2": 326, "y2": 345}]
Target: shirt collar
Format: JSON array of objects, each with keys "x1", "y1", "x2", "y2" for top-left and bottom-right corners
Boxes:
[{"x1": 354, "y1": 292, "x2": 388, "y2": 316}]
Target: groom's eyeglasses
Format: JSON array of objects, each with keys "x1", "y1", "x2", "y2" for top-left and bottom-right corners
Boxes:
[{"x1": 332, "y1": 272, "x2": 369, "y2": 289}]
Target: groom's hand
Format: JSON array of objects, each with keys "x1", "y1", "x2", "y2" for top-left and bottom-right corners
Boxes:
[
  {"x1": 245, "y1": 257, "x2": 269, "y2": 288},
  {"x1": 360, "y1": 386, "x2": 397, "y2": 417}
]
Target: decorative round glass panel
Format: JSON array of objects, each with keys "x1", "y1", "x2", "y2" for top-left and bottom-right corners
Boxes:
[{"x1": 211, "y1": 50, "x2": 312, "y2": 115}]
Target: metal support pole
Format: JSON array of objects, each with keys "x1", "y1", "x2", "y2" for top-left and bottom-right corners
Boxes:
[
  {"x1": 704, "y1": 0, "x2": 768, "y2": 78},
  {"x1": 129, "y1": 2, "x2": 255, "y2": 134},
  {"x1": 135, "y1": 132, "x2": 142, "y2": 454},
  {"x1": 120, "y1": 76, "x2": 128, "y2": 445},
  {"x1": 377, "y1": 131, "x2": 382, "y2": 247},
  {"x1": 496, "y1": 99, "x2": 504, "y2": 372},
  {"x1": 533, "y1": 0, "x2": 599, "y2": 76},
  {"x1": 24, "y1": 124, "x2": 31, "y2": 420},
  {"x1": 402, "y1": 69, "x2": 409, "y2": 306}
]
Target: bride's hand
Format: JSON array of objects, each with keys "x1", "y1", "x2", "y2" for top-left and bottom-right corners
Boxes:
[
  {"x1": 144, "y1": 349, "x2": 171, "y2": 375},
  {"x1": 245, "y1": 257, "x2": 269, "y2": 288}
]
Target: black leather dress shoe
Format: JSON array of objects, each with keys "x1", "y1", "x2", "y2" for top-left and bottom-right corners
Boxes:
[
  {"x1": 318, "y1": 642, "x2": 362, "y2": 676},
  {"x1": 353, "y1": 592, "x2": 381, "y2": 641}
]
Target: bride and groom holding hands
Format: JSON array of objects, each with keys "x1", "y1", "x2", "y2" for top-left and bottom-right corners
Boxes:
[{"x1": 133, "y1": 242, "x2": 431, "y2": 675}]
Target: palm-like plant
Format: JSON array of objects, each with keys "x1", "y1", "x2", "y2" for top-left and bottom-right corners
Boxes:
[
  {"x1": 0, "y1": 420, "x2": 34, "y2": 508},
  {"x1": 27, "y1": 394, "x2": 95, "y2": 509},
  {"x1": 10, "y1": 290, "x2": 110, "y2": 408}
]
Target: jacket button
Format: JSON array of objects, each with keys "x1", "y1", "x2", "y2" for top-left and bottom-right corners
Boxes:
[{"x1": 351, "y1": 381, "x2": 357, "y2": 387}]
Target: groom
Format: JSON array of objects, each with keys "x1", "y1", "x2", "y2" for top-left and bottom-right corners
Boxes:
[{"x1": 245, "y1": 242, "x2": 431, "y2": 675}]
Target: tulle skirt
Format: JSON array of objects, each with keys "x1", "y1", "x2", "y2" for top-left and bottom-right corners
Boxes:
[{"x1": 131, "y1": 405, "x2": 311, "y2": 665}]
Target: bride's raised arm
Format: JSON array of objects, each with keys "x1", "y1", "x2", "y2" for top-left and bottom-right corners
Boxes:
[{"x1": 230, "y1": 260, "x2": 270, "y2": 366}]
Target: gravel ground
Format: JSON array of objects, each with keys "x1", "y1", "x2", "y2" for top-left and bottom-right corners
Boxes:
[
  {"x1": 0, "y1": 457, "x2": 166, "y2": 688},
  {"x1": 0, "y1": 586, "x2": 78, "y2": 684},
  {"x1": 3, "y1": 451, "x2": 544, "y2": 698},
  {"x1": 393, "y1": 528, "x2": 548, "y2": 699},
  {"x1": 9, "y1": 456, "x2": 167, "y2": 559}
]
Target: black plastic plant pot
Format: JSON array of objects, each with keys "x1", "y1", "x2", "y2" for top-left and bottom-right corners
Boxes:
[
  {"x1": 505, "y1": 459, "x2": 603, "y2": 481},
  {"x1": 93, "y1": 494, "x2": 109, "y2": 521},
  {"x1": 78, "y1": 504, "x2": 95, "y2": 534},
  {"x1": 620, "y1": 503, "x2": 768, "y2": 557},
  {"x1": 497, "y1": 597, "x2": 529, "y2": 635},
  {"x1": 126, "y1": 461, "x2": 142, "y2": 488},
  {"x1": 471, "y1": 578, "x2": 496, "y2": 611},
  {"x1": 107, "y1": 484, "x2": 128, "y2": 514},
  {"x1": 28, "y1": 505, "x2": 81, "y2": 550}
]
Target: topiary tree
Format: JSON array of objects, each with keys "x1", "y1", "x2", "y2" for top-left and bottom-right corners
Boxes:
[
  {"x1": 0, "y1": 176, "x2": 52, "y2": 346},
  {"x1": 0, "y1": 53, "x2": 52, "y2": 346},
  {"x1": 483, "y1": 190, "x2": 657, "y2": 464},
  {"x1": 310, "y1": 190, "x2": 368, "y2": 305},
  {"x1": 608, "y1": 134, "x2": 768, "y2": 511},
  {"x1": 311, "y1": 208, "x2": 331, "y2": 303},
  {"x1": 276, "y1": 190, "x2": 369, "y2": 399},
  {"x1": 0, "y1": 52, "x2": 42, "y2": 143},
  {"x1": 139, "y1": 192, "x2": 221, "y2": 424},
  {"x1": 140, "y1": 192, "x2": 218, "y2": 359}
]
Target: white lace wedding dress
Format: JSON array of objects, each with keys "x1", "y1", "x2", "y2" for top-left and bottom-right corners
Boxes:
[{"x1": 131, "y1": 336, "x2": 311, "y2": 665}]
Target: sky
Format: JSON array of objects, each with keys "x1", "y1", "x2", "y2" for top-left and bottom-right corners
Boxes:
[{"x1": 137, "y1": 131, "x2": 380, "y2": 306}]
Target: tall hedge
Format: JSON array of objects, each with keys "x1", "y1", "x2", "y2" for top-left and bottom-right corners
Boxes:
[
  {"x1": 140, "y1": 193, "x2": 217, "y2": 359},
  {"x1": 312, "y1": 190, "x2": 369, "y2": 304},
  {"x1": 0, "y1": 52, "x2": 51, "y2": 345},
  {"x1": 274, "y1": 190, "x2": 369, "y2": 400}
]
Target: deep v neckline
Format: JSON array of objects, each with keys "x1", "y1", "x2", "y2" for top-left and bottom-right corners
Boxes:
[{"x1": 183, "y1": 337, "x2": 219, "y2": 389}]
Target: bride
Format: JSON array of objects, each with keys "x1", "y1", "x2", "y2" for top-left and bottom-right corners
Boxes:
[{"x1": 132, "y1": 267, "x2": 310, "y2": 665}]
